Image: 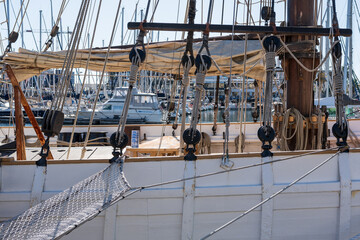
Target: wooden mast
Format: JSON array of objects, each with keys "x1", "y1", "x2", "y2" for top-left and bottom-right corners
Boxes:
[
  {"x1": 281, "y1": 0, "x2": 322, "y2": 150},
  {"x1": 284, "y1": 0, "x2": 318, "y2": 117},
  {"x1": 13, "y1": 85, "x2": 26, "y2": 160}
]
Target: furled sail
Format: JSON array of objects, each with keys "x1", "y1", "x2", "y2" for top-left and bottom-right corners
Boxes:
[{"x1": 1, "y1": 39, "x2": 265, "y2": 82}]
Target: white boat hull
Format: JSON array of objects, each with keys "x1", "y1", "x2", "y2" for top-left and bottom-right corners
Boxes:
[{"x1": 1, "y1": 150, "x2": 360, "y2": 239}]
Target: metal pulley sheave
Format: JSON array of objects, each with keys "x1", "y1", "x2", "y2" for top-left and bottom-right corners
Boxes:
[
  {"x1": 183, "y1": 128, "x2": 201, "y2": 161},
  {"x1": 129, "y1": 47, "x2": 146, "y2": 65},
  {"x1": 257, "y1": 125, "x2": 276, "y2": 157},
  {"x1": 41, "y1": 110, "x2": 65, "y2": 138},
  {"x1": 110, "y1": 132, "x2": 129, "y2": 150}
]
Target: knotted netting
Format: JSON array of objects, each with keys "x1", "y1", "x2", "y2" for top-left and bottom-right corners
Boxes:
[{"x1": 0, "y1": 158, "x2": 131, "y2": 239}]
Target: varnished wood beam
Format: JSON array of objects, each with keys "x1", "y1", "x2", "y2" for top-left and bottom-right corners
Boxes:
[
  {"x1": 13, "y1": 86, "x2": 26, "y2": 160},
  {"x1": 5, "y1": 65, "x2": 54, "y2": 160}
]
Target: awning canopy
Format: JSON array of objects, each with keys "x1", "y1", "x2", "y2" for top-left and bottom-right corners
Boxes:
[{"x1": 2, "y1": 38, "x2": 265, "y2": 82}]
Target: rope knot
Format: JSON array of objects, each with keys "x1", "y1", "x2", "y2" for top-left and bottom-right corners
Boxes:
[
  {"x1": 265, "y1": 52, "x2": 276, "y2": 70},
  {"x1": 129, "y1": 64, "x2": 139, "y2": 83}
]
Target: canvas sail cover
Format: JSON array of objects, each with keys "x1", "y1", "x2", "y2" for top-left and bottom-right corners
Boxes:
[{"x1": 1, "y1": 39, "x2": 265, "y2": 82}]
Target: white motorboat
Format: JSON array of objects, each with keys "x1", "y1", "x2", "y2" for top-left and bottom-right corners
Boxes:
[{"x1": 77, "y1": 87, "x2": 163, "y2": 124}]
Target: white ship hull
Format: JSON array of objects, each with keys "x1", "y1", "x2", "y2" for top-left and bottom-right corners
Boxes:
[{"x1": 0, "y1": 149, "x2": 360, "y2": 239}]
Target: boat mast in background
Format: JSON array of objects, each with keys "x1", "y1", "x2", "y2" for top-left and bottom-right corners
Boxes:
[{"x1": 344, "y1": 0, "x2": 353, "y2": 97}]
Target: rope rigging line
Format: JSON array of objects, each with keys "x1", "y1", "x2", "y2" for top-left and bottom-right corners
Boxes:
[
  {"x1": 200, "y1": 150, "x2": 340, "y2": 240},
  {"x1": 256, "y1": 0, "x2": 279, "y2": 158},
  {"x1": 43, "y1": 0, "x2": 68, "y2": 52},
  {"x1": 183, "y1": 0, "x2": 214, "y2": 161},
  {"x1": 179, "y1": 0, "x2": 196, "y2": 154},
  {"x1": 0, "y1": 0, "x2": 31, "y2": 59},
  {"x1": 330, "y1": 0, "x2": 348, "y2": 149},
  {"x1": 80, "y1": 0, "x2": 124, "y2": 158},
  {"x1": 238, "y1": 32, "x2": 249, "y2": 154},
  {"x1": 111, "y1": 0, "x2": 152, "y2": 157},
  {"x1": 221, "y1": 0, "x2": 239, "y2": 168},
  {"x1": 66, "y1": 0, "x2": 104, "y2": 160},
  {"x1": 278, "y1": 37, "x2": 339, "y2": 73},
  {"x1": 0, "y1": 157, "x2": 131, "y2": 240},
  {"x1": 38, "y1": 0, "x2": 91, "y2": 166}
]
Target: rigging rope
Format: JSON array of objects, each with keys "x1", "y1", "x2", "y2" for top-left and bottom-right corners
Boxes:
[
  {"x1": 66, "y1": 0, "x2": 104, "y2": 160},
  {"x1": 43, "y1": 0, "x2": 68, "y2": 52},
  {"x1": 179, "y1": 0, "x2": 196, "y2": 154},
  {"x1": 37, "y1": 0, "x2": 91, "y2": 166},
  {"x1": 330, "y1": 0, "x2": 348, "y2": 148},
  {"x1": 81, "y1": 0, "x2": 124, "y2": 158},
  {"x1": 183, "y1": 0, "x2": 214, "y2": 160},
  {"x1": 112, "y1": 0, "x2": 152, "y2": 155},
  {"x1": 221, "y1": 0, "x2": 239, "y2": 168}
]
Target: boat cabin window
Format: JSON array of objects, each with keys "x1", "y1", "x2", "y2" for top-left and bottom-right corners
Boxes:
[
  {"x1": 113, "y1": 105, "x2": 122, "y2": 111},
  {"x1": 103, "y1": 104, "x2": 112, "y2": 110},
  {"x1": 114, "y1": 89, "x2": 128, "y2": 98},
  {"x1": 132, "y1": 95, "x2": 158, "y2": 108}
]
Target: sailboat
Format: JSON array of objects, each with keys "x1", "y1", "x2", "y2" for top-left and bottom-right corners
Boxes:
[{"x1": 0, "y1": 0, "x2": 360, "y2": 239}]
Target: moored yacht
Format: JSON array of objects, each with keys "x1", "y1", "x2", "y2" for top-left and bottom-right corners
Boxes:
[{"x1": 76, "y1": 87, "x2": 163, "y2": 124}]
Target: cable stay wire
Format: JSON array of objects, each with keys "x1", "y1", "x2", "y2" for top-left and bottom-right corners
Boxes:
[
  {"x1": 131, "y1": 147, "x2": 339, "y2": 190},
  {"x1": 200, "y1": 150, "x2": 340, "y2": 240}
]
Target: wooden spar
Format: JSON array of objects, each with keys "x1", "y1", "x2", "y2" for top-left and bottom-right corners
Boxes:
[
  {"x1": 13, "y1": 86, "x2": 26, "y2": 160},
  {"x1": 5, "y1": 65, "x2": 54, "y2": 160},
  {"x1": 128, "y1": 22, "x2": 352, "y2": 37}
]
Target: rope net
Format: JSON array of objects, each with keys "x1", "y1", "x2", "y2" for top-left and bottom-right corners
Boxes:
[{"x1": 0, "y1": 159, "x2": 131, "y2": 240}]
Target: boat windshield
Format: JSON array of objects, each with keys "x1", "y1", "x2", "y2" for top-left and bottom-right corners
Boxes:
[
  {"x1": 114, "y1": 88, "x2": 128, "y2": 98},
  {"x1": 102, "y1": 104, "x2": 112, "y2": 110},
  {"x1": 132, "y1": 95, "x2": 158, "y2": 108}
]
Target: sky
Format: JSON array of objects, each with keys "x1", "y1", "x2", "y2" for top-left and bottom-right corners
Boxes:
[{"x1": 0, "y1": 0, "x2": 358, "y2": 77}]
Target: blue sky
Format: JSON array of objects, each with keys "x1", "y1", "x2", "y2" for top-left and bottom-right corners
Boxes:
[{"x1": 0, "y1": 0, "x2": 358, "y2": 77}]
